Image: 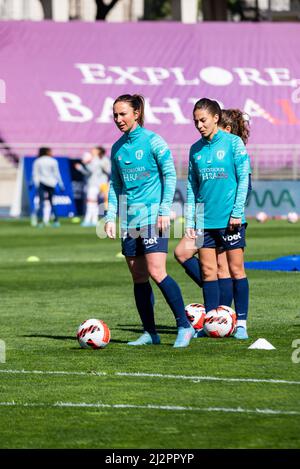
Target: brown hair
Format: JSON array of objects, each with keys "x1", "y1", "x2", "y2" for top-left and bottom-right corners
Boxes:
[
  {"x1": 113, "y1": 94, "x2": 145, "y2": 127},
  {"x1": 220, "y1": 109, "x2": 250, "y2": 145},
  {"x1": 193, "y1": 98, "x2": 222, "y2": 123}
]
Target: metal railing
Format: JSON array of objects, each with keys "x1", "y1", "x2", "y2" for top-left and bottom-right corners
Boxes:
[{"x1": 1, "y1": 143, "x2": 300, "y2": 180}]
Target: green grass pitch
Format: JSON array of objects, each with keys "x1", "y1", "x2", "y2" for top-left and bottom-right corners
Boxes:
[{"x1": 0, "y1": 218, "x2": 299, "y2": 449}]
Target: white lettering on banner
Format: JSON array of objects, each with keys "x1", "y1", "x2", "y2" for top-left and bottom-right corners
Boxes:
[
  {"x1": 233, "y1": 68, "x2": 293, "y2": 86},
  {"x1": 233, "y1": 68, "x2": 269, "y2": 86},
  {"x1": 75, "y1": 64, "x2": 113, "y2": 84},
  {"x1": 75, "y1": 64, "x2": 297, "y2": 87},
  {"x1": 144, "y1": 98, "x2": 190, "y2": 124},
  {"x1": 109, "y1": 66, "x2": 147, "y2": 85},
  {"x1": 45, "y1": 93, "x2": 296, "y2": 126},
  {"x1": 200, "y1": 67, "x2": 233, "y2": 86},
  {"x1": 243, "y1": 98, "x2": 277, "y2": 124},
  {"x1": 95, "y1": 97, "x2": 114, "y2": 123},
  {"x1": 170, "y1": 67, "x2": 200, "y2": 86},
  {"x1": 264, "y1": 68, "x2": 294, "y2": 86},
  {"x1": 142, "y1": 67, "x2": 170, "y2": 85},
  {"x1": 45, "y1": 91, "x2": 93, "y2": 122}
]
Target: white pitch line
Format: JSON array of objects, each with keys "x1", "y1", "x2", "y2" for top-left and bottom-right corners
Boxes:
[
  {"x1": 1, "y1": 368, "x2": 300, "y2": 385},
  {"x1": 0, "y1": 401, "x2": 299, "y2": 416},
  {"x1": 116, "y1": 372, "x2": 300, "y2": 386},
  {"x1": 0, "y1": 369, "x2": 106, "y2": 377}
]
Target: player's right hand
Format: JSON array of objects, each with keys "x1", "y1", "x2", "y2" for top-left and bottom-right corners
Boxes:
[
  {"x1": 105, "y1": 221, "x2": 116, "y2": 239},
  {"x1": 185, "y1": 228, "x2": 196, "y2": 239}
]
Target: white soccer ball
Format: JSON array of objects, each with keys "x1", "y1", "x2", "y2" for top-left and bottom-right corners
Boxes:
[
  {"x1": 77, "y1": 318, "x2": 111, "y2": 349},
  {"x1": 287, "y1": 212, "x2": 298, "y2": 223},
  {"x1": 256, "y1": 211, "x2": 268, "y2": 223},
  {"x1": 185, "y1": 303, "x2": 206, "y2": 330},
  {"x1": 203, "y1": 307, "x2": 235, "y2": 338},
  {"x1": 218, "y1": 305, "x2": 237, "y2": 331}
]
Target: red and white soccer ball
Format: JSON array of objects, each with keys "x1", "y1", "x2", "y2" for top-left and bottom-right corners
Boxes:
[
  {"x1": 203, "y1": 305, "x2": 236, "y2": 338},
  {"x1": 185, "y1": 303, "x2": 206, "y2": 330},
  {"x1": 287, "y1": 212, "x2": 299, "y2": 224},
  {"x1": 77, "y1": 318, "x2": 111, "y2": 349},
  {"x1": 256, "y1": 211, "x2": 268, "y2": 223}
]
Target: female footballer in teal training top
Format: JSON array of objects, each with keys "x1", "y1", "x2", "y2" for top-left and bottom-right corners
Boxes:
[
  {"x1": 105, "y1": 94, "x2": 194, "y2": 348},
  {"x1": 179, "y1": 98, "x2": 250, "y2": 340},
  {"x1": 174, "y1": 107, "x2": 252, "y2": 339}
]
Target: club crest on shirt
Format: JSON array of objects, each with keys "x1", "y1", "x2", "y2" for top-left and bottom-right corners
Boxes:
[
  {"x1": 217, "y1": 150, "x2": 225, "y2": 160},
  {"x1": 197, "y1": 154, "x2": 202, "y2": 160},
  {"x1": 135, "y1": 150, "x2": 144, "y2": 160}
]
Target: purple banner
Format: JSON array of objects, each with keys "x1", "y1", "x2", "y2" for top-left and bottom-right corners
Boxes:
[{"x1": 0, "y1": 21, "x2": 300, "y2": 150}]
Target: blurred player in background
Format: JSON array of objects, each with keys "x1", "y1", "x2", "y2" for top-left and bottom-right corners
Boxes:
[
  {"x1": 32, "y1": 147, "x2": 65, "y2": 227},
  {"x1": 75, "y1": 146, "x2": 110, "y2": 227},
  {"x1": 176, "y1": 99, "x2": 250, "y2": 339},
  {"x1": 105, "y1": 93, "x2": 194, "y2": 348}
]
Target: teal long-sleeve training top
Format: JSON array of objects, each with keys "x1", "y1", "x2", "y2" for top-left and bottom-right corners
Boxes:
[
  {"x1": 186, "y1": 130, "x2": 250, "y2": 230},
  {"x1": 106, "y1": 125, "x2": 176, "y2": 229}
]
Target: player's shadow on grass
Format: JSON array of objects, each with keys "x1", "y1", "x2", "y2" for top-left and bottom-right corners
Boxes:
[
  {"x1": 22, "y1": 334, "x2": 76, "y2": 340},
  {"x1": 22, "y1": 333, "x2": 136, "y2": 345},
  {"x1": 117, "y1": 324, "x2": 177, "y2": 335}
]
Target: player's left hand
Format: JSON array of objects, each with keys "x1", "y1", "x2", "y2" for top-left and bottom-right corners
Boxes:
[
  {"x1": 229, "y1": 217, "x2": 242, "y2": 231},
  {"x1": 157, "y1": 216, "x2": 170, "y2": 232}
]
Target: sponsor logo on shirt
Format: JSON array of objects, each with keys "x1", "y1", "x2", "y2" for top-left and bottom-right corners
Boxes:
[
  {"x1": 135, "y1": 150, "x2": 144, "y2": 160},
  {"x1": 200, "y1": 168, "x2": 228, "y2": 180}
]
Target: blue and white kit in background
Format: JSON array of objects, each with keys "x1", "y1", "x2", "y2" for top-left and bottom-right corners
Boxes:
[
  {"x1": 78, "y1": 153, "x2": 111, "y2": 225},
  {"x1": 32, "y1": 156, "x2": 64, "y2": 190},
  {"x1": 32, "y1": 155, "x2": 64, "y2": 224}
]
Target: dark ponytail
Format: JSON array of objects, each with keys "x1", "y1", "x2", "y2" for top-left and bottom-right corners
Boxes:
[{"x1": 113, "y1": 94, "x2": 145, "y2": 127}]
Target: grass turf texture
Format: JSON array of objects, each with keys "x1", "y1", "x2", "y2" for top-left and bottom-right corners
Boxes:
[{"x1": 0, "y1": 219, "x2": 299, "y2": 449}]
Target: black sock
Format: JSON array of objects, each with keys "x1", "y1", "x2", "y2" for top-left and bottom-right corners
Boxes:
[
  {"x1": 218, "y1": 278, "x2": 233, "y2": 306},
  {"x1": 233, "y1": 278, "x2": 249, "y2": 321},
  {"x1": 134, "y1": 281, "x2": 156, "y2": 334},
  {"x1": 203, "y1": 280, "x2": 220, "y2": 312},
  {"x1": 182, "y1": 257, "x2": 203, "y2": 287},
  {"x1": 157, "y1": 275, "x2": 190, "y2": 328}
]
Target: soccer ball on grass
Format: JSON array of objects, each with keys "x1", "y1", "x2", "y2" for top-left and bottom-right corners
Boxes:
[
  {"x1": 287, "y1": 212, "x2": 298, "y2": 223},
  {"x1": 185, "y1": 303, "x2": 206, "y2": 330},
  {"x1": 203, "y1": 305, "x2": 236, "y2": 338},
  {"x1": 256, "y1": 211, "x2": 268, "y2": 223},
  {"x1": 77, "y1": 318, "x2": 111, "y2": 349}
]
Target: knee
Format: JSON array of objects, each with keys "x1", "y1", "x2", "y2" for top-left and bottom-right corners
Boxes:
[
  {"x1": 229, "y1": 265, "x2": 246, "y2": 279},
  {"x1": 148, "y1": 266, "x2": 166, "y2": 284},
  {"x1": 217, "y1": 263, "x2": 231, "y2": 279},
  {"x1": 130, "y1": 271, "x2": 149, "y2": 283},
  {"x1": 201, "y1": 264, "x2": 218, "y2": 281},
  {"x1": 174, "y1": 245, "x2": 189, "y2": 264}
]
